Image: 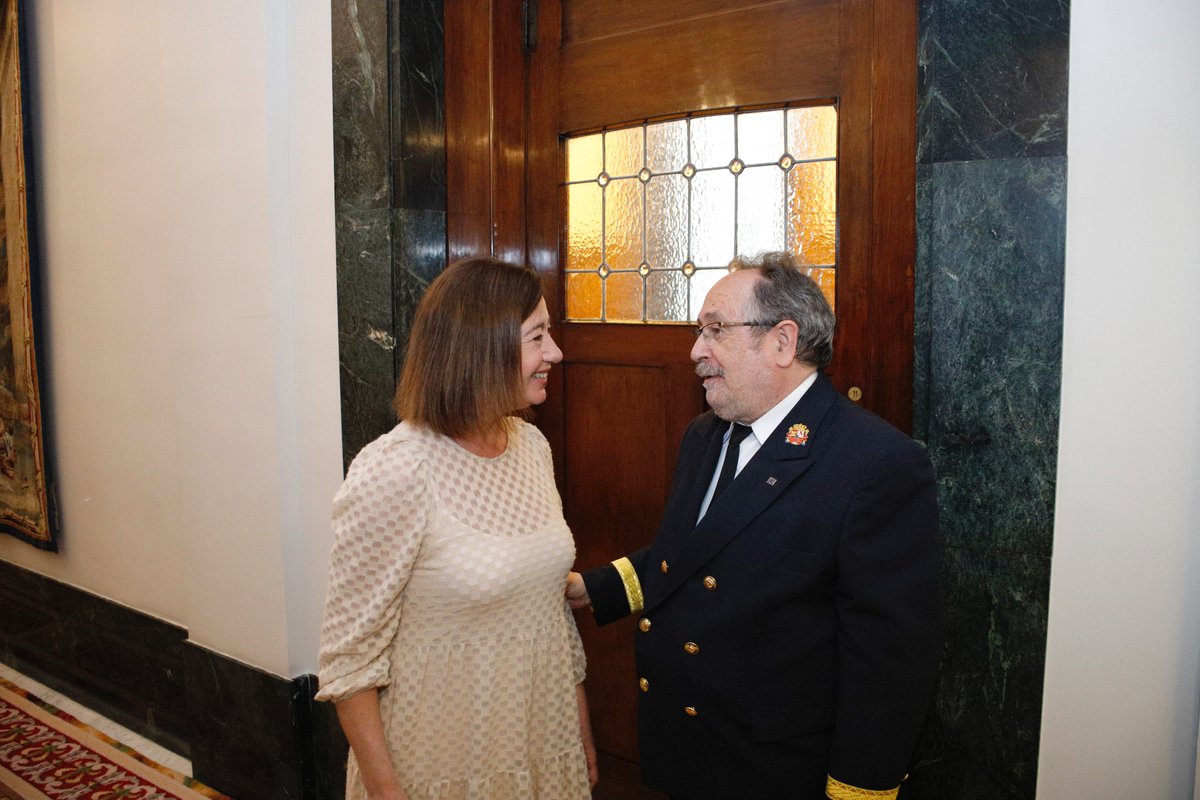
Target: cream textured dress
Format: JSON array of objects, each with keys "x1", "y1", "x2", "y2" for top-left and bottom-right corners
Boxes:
[{"x1": 316, "y1": 419, "x2": 590, "y2": 800}]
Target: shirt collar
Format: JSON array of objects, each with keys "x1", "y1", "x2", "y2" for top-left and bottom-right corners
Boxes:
[{"x1": 745, "y1": 371, "x2": 818, "y2": 446}]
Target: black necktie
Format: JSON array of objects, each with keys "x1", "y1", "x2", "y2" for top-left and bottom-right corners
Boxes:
[{"x1": 712, "y1": 423, "x2": 752, "y2": 501}]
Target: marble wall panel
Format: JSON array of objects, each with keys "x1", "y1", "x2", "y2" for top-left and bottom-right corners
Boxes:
[
  {"x1": 907, "y1": 547, "x2": 1050, "y2": 799},
  {"x1": 918, "y1": 0, "x2": 1070, "y2": 164},
  {"x1": 912, "y1": 3, "x2": 1069, "y2": 794},
  {"x1": 335, "y1": 0, "x2": 448, "y2": 467},
  {"x1": 390, "y1": 0, "x2": 446, "y2": 211},
  {"x1": 336, "y1": 208, "x2": 397, "y2": 467},
  {"x1": 331, "y1": 0, "x2": 391, "y2": 210},
  {"x1": 922, "y1": 156, "x2": 1066, "y2": 556},
  {"x1": 183, "y1": 644, "x2": 315, "y2": 800},
  {"x1": 390, "y1": 208, "x2": 446, "y2": 376}
]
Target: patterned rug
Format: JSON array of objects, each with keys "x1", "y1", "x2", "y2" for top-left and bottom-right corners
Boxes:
[{"x1": 0, "y1": 677, "x2": 231, "y2": 800}]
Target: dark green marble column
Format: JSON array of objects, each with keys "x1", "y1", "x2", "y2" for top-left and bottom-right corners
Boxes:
[
  {"x1": 910, "y1": 1, "x2": 1070, "y2": 797},
  {"x1": 332, "y1": 0, "x2": 446, "y2": 469}
]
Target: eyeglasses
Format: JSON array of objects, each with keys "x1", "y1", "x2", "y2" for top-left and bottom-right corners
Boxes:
[{"x1": 693, "y1": 320, "x2": 780, "y2": 342}]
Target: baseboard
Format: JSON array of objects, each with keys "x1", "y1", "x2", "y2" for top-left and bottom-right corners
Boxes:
[
  {"x1": 0, "y1": 559, "x2": 347, "y2": 800},
  {"x1": 0, "y1": 558, "x2": 190, "y2": 755}
]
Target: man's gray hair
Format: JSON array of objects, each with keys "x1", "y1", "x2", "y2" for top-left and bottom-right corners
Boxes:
[{"x1": 732, "y1": 252, "x2": 835, "y2": 368}]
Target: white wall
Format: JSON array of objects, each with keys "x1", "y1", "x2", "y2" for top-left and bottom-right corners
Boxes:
[
  {"x1": 0, "y1": 1, "x2": 342, "y2": 679},
  {"x1": 1039, "y1": 0, "x2": 1200, "y2": 797}
]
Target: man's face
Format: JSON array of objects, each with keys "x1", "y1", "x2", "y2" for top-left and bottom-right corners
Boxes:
[{"x1": 689, "y1": 270, "x2": 778, "y2": 424}]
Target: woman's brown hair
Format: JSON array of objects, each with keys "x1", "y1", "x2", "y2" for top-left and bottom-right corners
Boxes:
[{"x1": 394, "y1": 257, "x2": 544, "y2": 437}]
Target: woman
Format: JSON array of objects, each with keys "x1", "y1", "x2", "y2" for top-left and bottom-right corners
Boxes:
[{"x1": 316, "y1": 258, "x2": 597, "y2": 799}]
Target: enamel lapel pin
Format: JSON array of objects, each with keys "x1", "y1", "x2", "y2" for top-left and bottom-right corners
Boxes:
[{"x1": 785, "y1": 423, "x2": 810, "y2": 446}]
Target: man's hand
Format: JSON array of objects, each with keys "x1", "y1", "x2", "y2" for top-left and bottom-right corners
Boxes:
[{"x1": 566, "y1": 571, "x2": 591, "y2": 609}]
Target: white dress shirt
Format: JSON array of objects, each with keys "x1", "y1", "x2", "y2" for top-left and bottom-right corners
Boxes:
[{"x1": 696, "y1": 371, "x2": 818, "y2": 522}]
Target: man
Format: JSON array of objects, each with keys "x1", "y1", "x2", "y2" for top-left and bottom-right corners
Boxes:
[{"x1": 567, "y1": 252, "x2": 942, "y2": 799}]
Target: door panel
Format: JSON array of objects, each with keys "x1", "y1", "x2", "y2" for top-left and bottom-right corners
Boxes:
[
  {"x1": 445, "y1": 0, "x2": 916, "y2": 782},
  {"x1": 559, "y1": 1, "x2": 839, "y2": 132}
]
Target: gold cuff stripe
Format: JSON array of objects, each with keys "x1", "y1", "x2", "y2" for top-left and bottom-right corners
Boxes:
[
  {"x1": 825, "y1": 776, "x2": 899, "y2": 800},
  {"x1": 612, "y1": 557, "x2": 644, "y2": 615}
]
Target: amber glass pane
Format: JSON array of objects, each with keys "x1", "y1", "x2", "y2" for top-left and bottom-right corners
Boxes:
[
  {"x1": 806, "y1": 267, "x2": 837, "y2": 312},
  {"x1": 606, "y1": 271, "x2": 644, "y2": 322},
  {"x1": 567, "y1": 134, "x2": 603, "y2": 183},
  {"x1": 566, "y1": 183, "x2": 603, "y2": 271},
  {"x1": 646, "y1": 270, "x2": 689, "y2": 321},
  {"x1": 566, "y1": 272, "x2": 603, "y2": 320},
  {"x1": 646, "y1": 173, "x2": 688, "y2": 270},
  {"x1": 738, "y1": 109, "x2": 785, "y2": 166},
  {"x1": 690, "y1": 170, "x2": 735, "y2": 266},
  {"x1": 787, "y1": 161, "x2": 836, "y2": 266},
  {"x1": 605, "y1": 178, "x2": 644, "y2": 270},
  {"x1": 646, "y1": 119, "x2": 687, "y2": 174},
  {"x1": 787, "y1": 106, "x2": 837, "y2": 161},
  {"x1": 690, "y1": 114, "x2": 735, "y2": 169},
  {"x1": 737, "y1": 165, "x2": 786, "y2": 258},
  {"x1": 605, "y1": 126, "x2": 644, "y2": 178}
]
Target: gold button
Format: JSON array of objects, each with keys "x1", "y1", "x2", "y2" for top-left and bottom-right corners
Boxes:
[
  {"x1": 660, "y1": 560, "x2": 669, "y2": 573},
  {"x1": 703, "y1": 576, "x2": 717, "y2": 590},
  {"x1": 638, "y1": 618, "x2": 652, "y2": 632},
  {"x1": 639, "y1": 677, "x2": 650, "y2": 692},
  {"x1": 684, "y1": 706, "x2": 698, "y2": 717},
  {"x1": 683, "y1": 641, "x2": 700, "y2": 655}
]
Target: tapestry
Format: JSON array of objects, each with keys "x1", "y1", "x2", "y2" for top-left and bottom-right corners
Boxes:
[{"x1": 0, "y1": 0, "x2": 55, "y2": 550}]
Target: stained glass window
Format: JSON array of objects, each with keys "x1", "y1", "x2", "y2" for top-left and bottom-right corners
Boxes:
[{"x1": 563, "y1": 105, "x2": 838, "y2": 322}]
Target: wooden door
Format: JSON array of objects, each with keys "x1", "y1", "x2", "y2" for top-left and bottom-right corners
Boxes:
[{"x1": 446, "y1": 0, "x2": 916, "y2": 788}]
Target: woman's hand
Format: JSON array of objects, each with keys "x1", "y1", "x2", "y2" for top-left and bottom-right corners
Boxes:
[
  {"x1": 576, "y1": 683, "x2": 599, "y2": 789},
  {"x1": 367, "y1": 789, "x2": 410, "y2": 800},
  {"x1": 367, "y1": 790, "x2": 410, "y2": 800}
]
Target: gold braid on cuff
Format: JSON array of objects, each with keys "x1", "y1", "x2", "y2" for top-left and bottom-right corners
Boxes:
[
  {"x1": 825, "y1": 776, "x2": 900, "y2": 800},
  {"x1": 611, "y1": 557, "x2": 644, "y2": 615}
]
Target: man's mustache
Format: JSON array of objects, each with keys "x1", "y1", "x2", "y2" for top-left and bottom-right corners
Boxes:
[{"x1": 695, "y1": 363, "x2": 724, "y2": 379}]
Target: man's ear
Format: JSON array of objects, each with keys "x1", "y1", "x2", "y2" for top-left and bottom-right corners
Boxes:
[{"x1": 772, "y1": 320, "x2": 800, "y2": 367}]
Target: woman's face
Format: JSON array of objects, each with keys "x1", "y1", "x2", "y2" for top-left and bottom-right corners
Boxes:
[{"x1": 519, "y1": 298, "x2": 563, "y2": 407}]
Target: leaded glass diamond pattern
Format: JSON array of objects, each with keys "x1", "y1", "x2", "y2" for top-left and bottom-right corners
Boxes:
[{"x1": 563, "y1": 105, "x2": 838, "y2": 321}]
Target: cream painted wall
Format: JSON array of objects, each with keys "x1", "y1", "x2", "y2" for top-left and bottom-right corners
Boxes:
[
  {"x1": 1039, "y1": 0, "x2": 1200, "y2": 797},
  {"x1": 0, "y1": 2, "x2": 342, "y2": 679}
]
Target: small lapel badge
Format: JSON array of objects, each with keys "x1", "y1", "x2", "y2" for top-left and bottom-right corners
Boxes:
[
  {"x1": 766, "y1": 477, "x2": 778, "y2": 486},
  {"x1": 785, "y1": 423, "x2": 810, "y2": 446}
]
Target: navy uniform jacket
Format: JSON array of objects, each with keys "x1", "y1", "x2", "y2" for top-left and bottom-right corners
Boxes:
[{"x1": 583, "y1": 373, "x2": 942, "y2": 799}]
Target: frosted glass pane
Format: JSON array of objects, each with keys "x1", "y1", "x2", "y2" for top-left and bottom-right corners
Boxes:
[
  {"x1": 646, "y1": 173, "x2": 688, "y2": 270},
  {"x1": 737, "y1": 165, "x2": 787, "y2": 258},
  {"x1": 567, "y1": 134, "x2": 604, "y2": 183},
  {"x1": 566, "y1": 183, "x2": 603, "y2": 271},
  {"x1": 690, "y1": 115, "x2": 735, "y2": 169},
  {"x1": 606, "y1": 271, "x2": 644, "y2": 322},
  {"x1": 646, "y1": 120, "x2": 687, "y2": 174},
  {"x1": 647, "y1": 270, "x2": 689, "y2": 321},
  {"x1": 737, "y1": 110, "x2": 785, "y2": 165},
  {"x1": 805, "y1": 267, "x2": 837, "y2": 312},
  {"x1": 688, "y1": 267, "x2": 728, "y2": 320},
  {"x1": 605, "y1": 126, "x2": 643, "y2": 178},
  {"x1": 690, "y1": 170, "x2": 735, "y2": 266},
  {"x1": 566, "y1": 272, "x2": 602, "y2": 320},
  {"x1": 787, "y1": 106, "x2": 837, "y2": 161},
  {"x1": 787, "y1": 161, "x2": 837, "y2": 266},
  {"x1": 605, "y1": 178, "x2": 644, "y2": 270}
]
